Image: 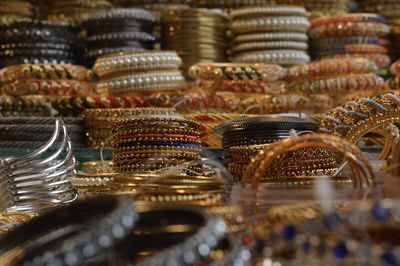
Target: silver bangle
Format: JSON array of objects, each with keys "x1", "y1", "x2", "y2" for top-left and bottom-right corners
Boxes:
[
  {"x1": 93, "y1": 51, "x2": 182, "y2": 78},
  {"x1": 234, "y1": 32, "x2": 308, "y2": 43},
  {"x1": 232, "y1": 16, "x2": 310, "y2": 34},
  {"x1": 231, "y1": 6, "x2": 306, "y2": 19},
  {"x1": 233, "y1": 41, "x2": 308, "y2": 54},
  {"x1": 232, "y1": 50, "x2": 310, "y2": 66}
]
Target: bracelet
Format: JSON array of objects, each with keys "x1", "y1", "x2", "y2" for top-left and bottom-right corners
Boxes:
[
  {"x1": 81, "y1": 160, "x2": 113, "y2": 173},
  {"x1": 390, "y1": 59, "x2": 400, "y2": 76},
  {"x1": 311, "y1": 36, "x2": 389, "y2": 47},
  {"x1": 82, "y1": 8, "x2": 155, "y2": 24},
  {"x1": 198, "y1": 80, "x2": 288, "y2": 94},
  {"x1": 189, "y1": 63, "x2": 286, "y2": 82},
  {"x1": 86, "y1": 47, "x2": 147, "y2": 59},
  {"x1": 0, "y1": 64, "x2": 93, "y2": 82},
  {"x1": 311, "y1": 13, "x2": 386, "y2": 27},
  {"x1": 233, "y1": 41, "x2": 308, "y2": 54},
  {"x1": 6, "y1": 196, "x2": 137, "y2": 266},
  {"x1": 286, "y1": 57, "x2": 378, "y2": 82},
  {"x1": 287, "y1": 74, "x2": 385, "y2": 95},
  {"x1": 312, "y1": 43, "x2": 388, "y2": 56},
  {"x1": 83, "y1": 107, "x2": 177, "y2": 119},
  {"x1": 320, "y1": 92, "x2": 400, "y2": 159},
  {"x1": 2, "y1": 79, "x2": 94, "y2": 96},
  {"x1": 231, "y1": 6, "x2": 306, "y2": 19},
  {"x1": 234, "y1": 32, "x2": 308, "y2": 44},
  {"x1": 232, "y1": 16, "x2": 310, "y2": 34},
  {"x1": 242, "y1": 133, "x2": 375, "y2": 188},
  {"x1": 232, "y1": 50, "x2": 310, "y2": 65},
  {"x1": 318, "y1": 53, "x2": 391, "y2": 68},
  {"x1": 95, "y1": 70, "x2": 184, "y2": 95},
  {"x1": 309, "y1": 21, "x2": 390, "y2": 38},
  {"x1": 71, "y1": 172, "x2": 116, "y2": 189},
  {"x1": 93, "y1": 51, "x2": 182, "y2": 78}
]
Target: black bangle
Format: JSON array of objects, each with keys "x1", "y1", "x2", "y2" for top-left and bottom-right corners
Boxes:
[{"x1": 2, "y1": 196, "x2": 137, "y2": 266}]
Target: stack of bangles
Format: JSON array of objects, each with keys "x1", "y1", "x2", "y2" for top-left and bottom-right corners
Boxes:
[
  {"x1": 230, "y1": 6, "x2": 310, "y2": 66},
  {"x1": 0, "y1": 64, "x2": 94, "y2": 97},
  {"x1": 82, "y1": 107, "x2": 178, "y2": 148},
  {"x1": 93, "y1": 51, "x2": 184, "y2": 96},
  {"x1": 309, "y1": 14, "x2": 391, "y2": 68},
  {"x1": 112, "y1": 115, "x2": 203, "y2": 174},
  {"x1": 107, "y1": 172, "x2": 226, "y2": 205},
  {"x1": 286, "y1": 58, "x2": 385, "y2": 104},
  {"x1": 0, "y1": 95, "x2": 52, "y2": 117}
]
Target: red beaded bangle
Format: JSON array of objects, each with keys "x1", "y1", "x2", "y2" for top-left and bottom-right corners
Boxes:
[
  {"x1": 309, "y1": 22, "x2": 390, "y2": 38},
  {"x1": 311, "y1": 14, "x2": 386, "y2": 27}
]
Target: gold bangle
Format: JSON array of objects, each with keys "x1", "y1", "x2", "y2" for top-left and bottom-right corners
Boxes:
[{"x1": 241, "y1": 134, "x2": 376, "y2": 188}]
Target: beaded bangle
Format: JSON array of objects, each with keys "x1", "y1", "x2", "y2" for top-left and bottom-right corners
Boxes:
[
  {"x1": 286, "y1": 57, "x2": 378, "y2": 82},
  {"x1": 319, "y1": 53, "x2": 391, "y2": 68},
  {"x1": 232, "y1": 50, "x2": 310, "y2": 65},
  {"x1": 0, "y1": 64, "x2": 93, "y2": 82},
  {"x1": 189, "y1": 63, "x2": 286, "y2": 82},
  {"x1": 233, "y1": 41, "x2": 308, "y2": 53},
  {"x1": 232, "y1": 16, "x2": 310, "y2": 34},
  {"x1": 95, "y1": 70, "x2": 184, "y2": 95},
  {"x1": 310, "y1": 13, "x2": 386, "y2": 27},
  {"x1": 309, "y1": 22, "x2": 390, "y2": 38},
  {"x1": 390, "y1": 59, "x2": 400, "y2": 76},
  {"x1": 82, "y1": 160, "x2": 113, "y2": 173},
  {"x1": 2, "y1": 79, "x2": 94, "y2": 96},
  {"x1": 230, "y1": 6, "x2": 307, "y2": 19},
  {"x1": 287, "y1": 74, "x2": 385, "y2": 95},
  {"x1": 83, "y1": 107, "x2": 177, "y2": 119},
  {"x1": 93, "y1": 51, "x2": 182, "y2": 78},
  {"x1": 234, "y1": 32, "x2": 308, "y2": 43}
]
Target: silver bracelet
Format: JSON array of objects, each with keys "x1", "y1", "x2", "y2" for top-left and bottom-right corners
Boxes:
[
  {"x1": 83, "y1": 8, "x2": 155, "y2": 22},
  {"x1": 234, "y1": 32, "x2": 308, "y2": 43},
  {"x1": 232, "y1": 16, "x2": 310, "y2": 34},
  {"x1": 93, "y1": 51, "x2": 182, "y2": 78},
  {"x1": 232, "y1": 50, "x2": 310, "y2": 66},
  {"x1": 231, "y1": 6, "x2": 306, "y2": 19},
  {"x1": 233, "y1": 41, "x2": 308, "y2": 54}
]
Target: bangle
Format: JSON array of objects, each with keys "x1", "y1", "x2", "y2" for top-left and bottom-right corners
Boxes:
[
  {"x1": 286, "y1": 57, "x2": 378, "y2": 82},
  {"x1": 83, "y1": 107, "x2": 177, "y2": 119},
  {"x1": 82, "y1": 160, "x2": 113, "y2": 173},
  {"x1": 390, "y1": 59, "x2": 400, "y2": 76},
  {"x1": 232, "y1": 50, "x2": 310, "y2": 66},
  {"x1": 234, "y1": 32, "x2": 308, "y2": 43},
  {"x1": 312, "y1": 43, "x2": 388, "y2": 56},
  {"x1": 232, "y1": 16, "x2": 310, "y2": 34},
  {"x1": 0, "y1": 64, "x2": 93, "y2": 82},
  {"x1": 189, "y1": 63, "x2": 286, "y2": 82},
  {"x1": 311, "y1": 37, "x2": 389, "y2": 47},
  {"x1": 2, "y1": 79, "x2": 94, "y2": 96},
  {"x1": 233, "y1": 41, "x2": 308, "y2": 54},
  {"x1": 6, "y1": 196, "x2": 137, "y2": 266},
  {"x1": 287, "y1": 74, "x2": 385, "y2": 95},
  {"x1": 309, "y1": 21, "x2": 390, "y2": 38},
  {"x1": 311, "y1": 13, "x2": 386, "y2": 27},
  {"x1": 318, "y1": 53, "x2": 391, "y2": 68},
  {"x1": 93, "y1": 51, "x2": 182, "y2": 78},
  {"x1": 231, "y1": 6, "x2": 306, "y2": 19},
  {"x1": 242, "y1": 133, "x2": 376, "y2": 188},
  {"x1": 95, "y1": 70, "x2": 184, "y2": 95}
]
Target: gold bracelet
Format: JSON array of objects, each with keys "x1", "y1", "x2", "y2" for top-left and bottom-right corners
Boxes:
[{"x1": 241, "y1": 134, "x2": 376, "y2": 188}]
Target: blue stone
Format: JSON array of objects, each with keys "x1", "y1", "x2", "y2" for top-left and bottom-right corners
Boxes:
[
  {"x1": 381, "y1": 250, "x2": 397, "y2": 266},
  {"x1": 333, "y1": 243, "x2": 348, "y2": 259},
  {"x1": 372, "y1": 204, "x2": 391, "y2": 222},
  {"x1": 282, "y1": 225, "x2": 296, "y2": 240},
  {"x1": 302, "y1": 240, "x2": 312, "y2": 253}
]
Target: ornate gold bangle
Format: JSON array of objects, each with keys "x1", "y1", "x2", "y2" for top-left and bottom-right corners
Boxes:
[
  {"x1": 188, "y1": 63, "x2": 286, "y2": 82},
  {"x1": 321, "y1": 92, "x2": 400, "y2": 159},
  {"x1": 0, "y1": 64, "x2": 93, "y2": 83},
  {"x1": 241, "y1": 134, "x2": 376, "y2": 188}
]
